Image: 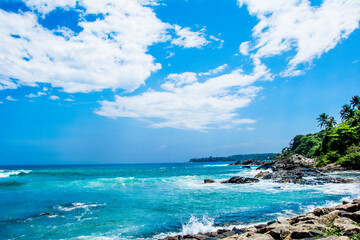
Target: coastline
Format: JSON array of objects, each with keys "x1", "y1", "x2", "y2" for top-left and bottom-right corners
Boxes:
[
  {"x1": 160, "y1": 156, "x2": 360, "y2": 240},
  {"x1": 160, "y1": 198, "x2": 360, "y2": 240}
]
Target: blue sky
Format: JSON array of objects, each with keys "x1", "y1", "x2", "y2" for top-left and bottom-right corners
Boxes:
[{"x1": 0, "y1": 0, "x2": 360, "y2": 164}]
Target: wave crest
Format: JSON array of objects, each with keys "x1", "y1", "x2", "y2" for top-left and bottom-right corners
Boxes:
[{"x1": 0, "y1": 170, "x2": 31, "y2": 178}]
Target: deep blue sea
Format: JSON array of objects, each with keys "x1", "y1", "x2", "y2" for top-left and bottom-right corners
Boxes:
[{"x1": 1, "y1": 162, "x2": 359, "y2": 239}]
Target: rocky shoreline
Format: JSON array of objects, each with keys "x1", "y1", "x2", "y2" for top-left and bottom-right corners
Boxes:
[
  {"x1": 160, "y1": 198, "x2": 360, "y2": 239},
  {"x1": 160, "y1": 155, "x2": 360, "y2": 240},
  {"x1": 208, "y1": 154, "x2": 355, "y2": 186}
]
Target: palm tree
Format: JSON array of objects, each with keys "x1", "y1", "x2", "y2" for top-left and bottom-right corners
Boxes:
[
  {"x1": 350, "y1": 95, "x2": 360, "y2": 110},
  {"x1": 317, "y1": 113, "x2": 329, "y2": 129},
  {"x1": 326, "y1": 116, "x2": 337, "y2": 129},
  {"x1": 340, "y1": 104, "x2": 354, "y2": 121}
]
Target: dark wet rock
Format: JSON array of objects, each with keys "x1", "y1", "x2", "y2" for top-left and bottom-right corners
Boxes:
[
  {"x1": 220, "y1": 176, "x2": 259, "y2": 184},
  {"x1": 289, "y1": 229, "x2": 322, "y2": 238},
  {"x1": 254, "y1": 171, "x2": 271, "y2": 179},
  {"x1": 230, "y1": 159, "x2": 271, "y2": 166},
  {"x1": 204, "y1": 179, "x2": 215, "y2": 183},
  {"x1": 39, "y1": 213, "x2": 52, "y2": 216},
  {"x1": 241, "y1": 166, "x2": 251, "y2": 169}
]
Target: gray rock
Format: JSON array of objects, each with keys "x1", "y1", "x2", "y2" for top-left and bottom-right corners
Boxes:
[
  {"x1": 333, "y1": 217, "x2": 360, "y2": 236},
  {"x1": 221, "y1": 176, "x2": 259, "y2": 184},
  {"x1": 289, "y1": 230, "x2": 322, "y2": 239},
  {"x1": 254, "y1": 171, "x2": 271, "y2": 179}
]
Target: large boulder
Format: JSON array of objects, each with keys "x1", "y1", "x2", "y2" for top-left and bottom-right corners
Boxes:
[
  {"x1": 333, "y1": 217, "x2": 360, "y2": 236},
  {"x1": 221, "y1": 176, "x2": 259, "y2": 184}
]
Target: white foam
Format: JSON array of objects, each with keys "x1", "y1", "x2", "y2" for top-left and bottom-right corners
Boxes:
[
  {"x1": 203, "y1": 164, "x2": 229, "y2": 167},
  {"x1": 0, "y1": 170, "x2": 31, "y2": 178},
  {"x1": 56, "y1": 202, "x2": 105, "y2": 212},
  {"x1": 152, "y1": 215, "x2": 261, "y2": 240}
]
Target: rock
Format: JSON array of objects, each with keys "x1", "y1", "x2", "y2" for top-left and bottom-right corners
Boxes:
[
  {"x1": 242, "y1": 166, "x2": 251, "y2": 169},
  {"x1": 319, "y1": 210, "x2": 344, "y2": 225},
  {"x1": 240, "y1": 233, "x2": 275, "y2": 240},
  {"x1": 258, "y1": 154, "x2": 316, "y2": 171},
  {"x1": 160, "y1": 236, "x2": 179, "y2": 240},
  {"x1": 290, "y1": 212, "x2": 320, "y2": 224},
  {"x1": 340, "y1": 210, "x2": 360, "y2": 222},
  {"x1": 204, "y1": 179, "x2": 215, "y2": 183},
  {"x1": 39, "y1": 213, "x2": 52, "y2": 216},
  {"x1": 277, "y1": 216, "x2": 290, "y2": 225},
  {"x1": 254, "y1": 171, "x2": 271, "y2": 178},
  {"x1": 221, "y1": 176, "x2": 259, "y2": 184},
  {"x1": 313, "y1": 207, "x2": 335, "y2": 216},
  {"x1": 333, "y1": 217, "x2": 360, "y2": 236},
  {"x1": 230, "y1": 159, "x2": 270, "y2": 166},
  {"x1": 335, "y1": 203, "x2": 360, "y2": 212},
  {"x1": 288, "y1": 230, "x2": 322, "y2": 239}
]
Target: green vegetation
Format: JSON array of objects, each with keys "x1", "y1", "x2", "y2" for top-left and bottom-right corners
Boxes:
[
  {"x1": 323, "y1": 226, "x2": 341, "y2": 236},
  {"x1": 189, "y1": 153, "x2": 275, "y2": 163},
  {"x1": 281, "y1": 96, "x2": 360, "y2": 168}
]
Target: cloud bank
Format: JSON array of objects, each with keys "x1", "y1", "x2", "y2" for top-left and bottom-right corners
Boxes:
[
  {"x1": 0, "y1": 0, "x2": 215, "y2": 93},
  {"x1": 238, "y1": 0, "x2": 360, "y2": 76}
]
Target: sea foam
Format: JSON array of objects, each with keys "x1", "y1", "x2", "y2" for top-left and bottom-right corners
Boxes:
[{"x1": 0, "y1": 169, "x2": 31, "y2": 178}]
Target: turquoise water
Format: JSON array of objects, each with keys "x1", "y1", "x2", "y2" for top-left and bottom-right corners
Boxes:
[{"x1": 1, "y1": 163, "x2": 359, "y2": 239}]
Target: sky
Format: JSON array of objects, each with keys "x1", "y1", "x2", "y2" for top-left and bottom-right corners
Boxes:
[{"x1": 0, "y1": 0, "x2": 360, "y2": 165}]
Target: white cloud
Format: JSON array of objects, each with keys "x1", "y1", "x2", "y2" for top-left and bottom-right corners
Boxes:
[
  {"x1": 171, "y1": 25, "x2": 209, "y2": 48},
  {"x1": 199, "y1": 64, "x2": 228, "y2": 76},
  {"x1": 161, "y1": 72, "x2": 198, "y2": 91},
  {"x1": 0, "y1": 0, "x2": 216, "y2": 94},
  {"x1": 26, "y1": 91, "x2": 46, "y2": 98},
  {"x1": 5, "y1": 96, "x2": 17, "y2": 101},
  {"x1": 239, "y1": 41, "x2": 250, "y2": 56},
  {"x1": 0, "y1": 101, "x2": 3, "y2": 104},
  {"x1": 49, "y1": 95, "x2": 59, "y2": 100},
  {"x1": 96, "y1": 63, "x2": 271, "y2": 130},
  {"x1": 238, "y1": 0, "x2": 360, "y2": 76},
  {"x1": 64, "y1": 98, "x2": 75, "y2": 102}
]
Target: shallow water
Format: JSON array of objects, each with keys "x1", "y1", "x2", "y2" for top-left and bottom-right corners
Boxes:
[{"x1": 0, "y1": 163, "x2": 359, "y2": 239}]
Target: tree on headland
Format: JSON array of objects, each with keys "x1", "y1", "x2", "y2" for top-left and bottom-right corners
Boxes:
[
  {"x1": 340, "y1": 104, "x2": 354, "y2": 121},
  {"x1": 350, "y1": 95, "x2": 360, "y2": 110},
  {"x1": 325, "y1": 116, "x2": 337, "y2": 129},
  {"x1": 282, "y1": 95, "x2": 360, "y2": 168},
  {"x1": 317, "y1": 113, "x2": 329, "y2": 129}
]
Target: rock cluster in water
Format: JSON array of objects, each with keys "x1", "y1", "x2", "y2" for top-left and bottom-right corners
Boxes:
[
  {"x1": 159, "y1": 199, "x2": 360, "y2": 240},
  {"x1": 255, "y1": 154, "x2": 354, "y2": 185},
  {"x1": 229, "y1": 159, "x2": 270, "y2": 166}
]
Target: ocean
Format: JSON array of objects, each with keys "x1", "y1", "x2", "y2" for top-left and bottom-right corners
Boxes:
[{"x1": 1, "y1": 162, "x2": 359, "y2": 239}]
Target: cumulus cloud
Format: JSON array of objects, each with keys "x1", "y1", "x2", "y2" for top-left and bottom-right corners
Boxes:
[
  {"x1": 238, "y1": 0, "x2": 360, "y2": 76},
  {"x1": 26, "y1": 92, "x2": 46, "y2": 98},
  {"x1": 199, "y1": 64, "x2": 228, "y2": 76},
  {"x1": 49, "y1": 95, "x2": 59, "y2": 100},
  {"x1": 96, "y1": 62, "x2": 271, "y2": 130},
  {"x1": 5, "y1": 96, "x2": 17, "y2": 101},
  {"x1": 171, "y1": 25, "x2": 209, "y2": 48},
  {"x1": 0, "y1": 0, "x2": 217, "y2": 94}
]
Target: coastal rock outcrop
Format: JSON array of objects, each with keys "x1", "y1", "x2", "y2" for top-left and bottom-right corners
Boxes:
[
  {"x1": 256, "y1": 155, "x2": 353, "y2": 185},
  {"x1": 257, "y1": 154, "x2": 316, "y2": 171},
  {"x1": 230, "y1": 159, "x2": 271, "y2": 166},
  {"x1": 220, "y1": 176, "x2": 259, "y2": 184},
  {"x1": 159, "y1": 198, "x2": 360, "y2": 240}
]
